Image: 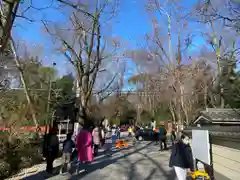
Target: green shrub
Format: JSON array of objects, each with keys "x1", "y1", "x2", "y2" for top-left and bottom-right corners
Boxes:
[
  {"x1": 0, "y1": 134, "x2": 43, "y2": 179},
  {"x1": 0, "y1": 160, "x2": 10, "y2": 178}
]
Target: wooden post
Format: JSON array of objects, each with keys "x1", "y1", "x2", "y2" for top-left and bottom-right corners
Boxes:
[{"x1": 208, "y1": 134, "x2": 215, "y2": 179}]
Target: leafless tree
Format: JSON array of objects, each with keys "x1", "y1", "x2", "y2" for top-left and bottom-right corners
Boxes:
[
  {"x1": 194, "y1": 0, "x2": 240, "y2": 32},
  {"x1": 127, "y1": 0, "x2": 216, "y2": 127},
  {"x1": 43, "y1": 0, "x2": 121, "y2": 125}
]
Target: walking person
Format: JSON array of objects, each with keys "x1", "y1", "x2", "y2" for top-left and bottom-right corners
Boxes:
[
  {"x1": 100, "y1": 126, "x2": 105, "y2": 147},
  {"x1": 111, "y1": 125, "x2": 117, "y2": 146},
  {"x1": 59, "y1": 133, "x2": 75, "y2": 174},
  {"x1": 153, "y1": 128, "x2": 159, "y2": 145},
  {"x1": 171, "y1": 128, "x2": 176, "y2": 145},
  {"x1": 104, "y1": 125, "x2": 116, "y2": 156},
  {"x1": 104, "y1": 133, "x2": 113, "y2": 156},
  {"x1": 92, "y1": 126, "x2": 102, "y2": 157},
  {"x1": 131, "y1": 126, "x2": 137, "y2": 145},
  {"x1": 76, "y1": 125, "x2": 93, "y2": 174},
  {"x1": 158, "y1": 125, "x2": 167, "y2": 151},
  {"x1": 128, "y1": 126, "x2": 133, "y2": 137},
  {"x1": 42, "y1": 127, "x2": 59, "y2": 174},
  {"x1": 169, "y1": 134, "x2": 194, "y2": 180},
  {"x1": 116, "y1": 126, "x2": 121, "y2": 139},
  {"x1": 106, "y1": 125, "x2": 111, "y2": 137}
]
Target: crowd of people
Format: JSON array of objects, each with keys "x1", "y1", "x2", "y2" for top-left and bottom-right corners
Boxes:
[
  {"x1": 42, "y1": 124, "x2": 194, "y2": 180},
  {"x1": 42, "y1": 124, "x2": 121, "y2": 175}
]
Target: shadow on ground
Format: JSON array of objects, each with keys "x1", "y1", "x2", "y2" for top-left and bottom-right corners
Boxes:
[{"x1": 23, "y1": 142, "x2": 176, "y2": 180}]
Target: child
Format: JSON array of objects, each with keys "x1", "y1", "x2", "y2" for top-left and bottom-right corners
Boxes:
[{"x1": 60, "y1": 133, "x2": 75, "y2": 174}]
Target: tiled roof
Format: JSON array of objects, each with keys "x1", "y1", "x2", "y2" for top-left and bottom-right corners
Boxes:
[{"x1": 200, "y1": 108, "x2": 240, "y2": 122}]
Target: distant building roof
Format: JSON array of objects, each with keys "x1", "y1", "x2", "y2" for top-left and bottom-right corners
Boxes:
[{"x1": 194, "y1": 108, "x2": 240, "y2": 125}]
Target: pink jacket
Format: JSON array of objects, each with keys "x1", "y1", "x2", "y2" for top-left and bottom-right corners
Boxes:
[{"x1": 76, "y1": 129, "x2": 93, "y2": 162}]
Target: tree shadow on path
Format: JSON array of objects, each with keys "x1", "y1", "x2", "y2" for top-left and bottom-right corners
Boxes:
[
  {"x1": 23, "y1": 142, "x2": 176, "y2": 180},
  {"x1": 23, "y1": 142, "x2": 151, "y2": 180},
  {"x1": 69, "y1": 142, "x2": 152, "y2": 180},
  {"x1": 137, "y1": 152, "x2": 176, "y2": 180},
  {"x1": 123, "y1": 149, "x2": 175, "y2": 180}
]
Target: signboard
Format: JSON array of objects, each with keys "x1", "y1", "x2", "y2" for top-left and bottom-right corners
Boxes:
[{"x1": 192, "y1": 129, "x2": 211, "y2": 165}]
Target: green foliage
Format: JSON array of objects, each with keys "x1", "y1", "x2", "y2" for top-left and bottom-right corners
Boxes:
[
  {"x1": 223, "y1": 73, "x2": 240, "y2": 108},
  {"x1": 219, "y1": 55, "x2": 240, "y2": 108},
  {"x1": 50, "y1": 74, "x2": 75, "y2": 122},
  {"x1": 55, "y1": 74, "x2": 74, "y2": 96},
  {"x1": 109, "y1": 118, "x2": 120, "y2": 125},
  {"x1": 140, "y1": 110, "x2": 153, "y2": 124},
  {"x1": 115, "y1": 98, "x2": 137, "y2": 125},
  {"x1": 0, "y1": 134, "x2": 42, "y2": 179},
  {"x1": 0, "y1": 56, "x2": 75, "y2": 127},
  {"x1": 153, "y1": 103, "x2": 171, "y2": 122},
  {"x1": 21, "y1": 57, "x2": 56, "y2": 90}
]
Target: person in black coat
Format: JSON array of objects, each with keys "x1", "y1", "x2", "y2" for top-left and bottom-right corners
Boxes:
[
  {"x1": 158, "y1": 125, "x2": 167, "y2": 151},
  {"x1": 42, "y1": 127, "x2": 59, "y2": 174},
  {"x1": 169, "y1": 134, "x2": 194, "y2": 180}
]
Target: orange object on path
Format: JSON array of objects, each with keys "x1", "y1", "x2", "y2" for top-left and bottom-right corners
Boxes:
[{"x1": 116, "y1": 139, "x2": 128, "y2": 148}]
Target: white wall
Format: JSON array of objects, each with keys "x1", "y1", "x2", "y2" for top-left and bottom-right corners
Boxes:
[{"x1": 212, "y1": 145, "x2": 240, "y2": 180}]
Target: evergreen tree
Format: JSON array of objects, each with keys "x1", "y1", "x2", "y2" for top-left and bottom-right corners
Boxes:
[{"x1": 220, "y1": 48, "x2": 240, "y2": 108}]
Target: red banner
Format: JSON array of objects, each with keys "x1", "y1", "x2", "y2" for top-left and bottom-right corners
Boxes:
[{"x1": 0, "y1": 126, "x2": 48, "y2": 133}]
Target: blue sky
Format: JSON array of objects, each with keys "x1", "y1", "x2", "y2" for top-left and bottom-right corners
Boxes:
[{"x1": 13, "y1": 0, "x2": 207, "y2": 84}]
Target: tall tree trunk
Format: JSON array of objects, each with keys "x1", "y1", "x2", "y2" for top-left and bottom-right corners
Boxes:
[
  {"x1": 169, "y1": 100, "x2": 176, "y2": 124},
  {"x1": 204, "y1": 85, "x2": 208, "y2": 108},
  {"x1": 210, "y1": 22, "x2": 224, "y2": 108},
  {"x1": 10, "y1": 39, "x2": 39, "y2": 129},
  {"x1": 180, "y1": 84, "x2": 189, "y2": 125},
  {"x1": 0, "y1": 0, "x2": 20, "y2": 52},
  {"x1": 0, "y1": 1, "x2": 39, "y2": 130},
  {"x1": 167, "y1": 13, "x2": 173, "y2": 64}
]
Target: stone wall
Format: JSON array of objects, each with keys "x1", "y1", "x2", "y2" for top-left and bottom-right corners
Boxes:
[{"x1": 212, "y1": 145, "x2": 240, "y2": 180}]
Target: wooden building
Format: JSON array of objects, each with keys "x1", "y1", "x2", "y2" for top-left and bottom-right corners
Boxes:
[
  {"x1": 192, "y1": 108, "x2": 240, "y2": 133},
  {"x1": 185, "y1": 108, "x2": 240, "y2": 149}
]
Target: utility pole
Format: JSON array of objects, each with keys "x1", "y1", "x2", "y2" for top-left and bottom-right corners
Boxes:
[{"x1": 46, "y1": 62, "x2": 56, "y2": 129}]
